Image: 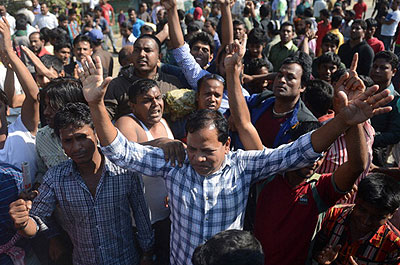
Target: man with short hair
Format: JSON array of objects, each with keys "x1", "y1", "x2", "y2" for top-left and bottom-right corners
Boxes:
[
  {"x1": 312, "y1": 52, "x2": 343, "y2": 83},
  {"x1": 32, "y1": 3, "x2": 58, "y2": 29},
  {"x1": 128, "y1": 8, "x2": 145, "y2": 38},
  {"x1": 77, "y1": 51, "x2": 393, "y2": 265},
  {"x1": 86, "y1": 29, "x2": 113, "y2": 78},
  {"x1": 338, "y1": 19, "x2": 374, "y2": 75},
  {"x1": 9, "y1": 103, "x2": 155, "y2": 265},
  {"x1": 321, "y1": 32, "x2": 340, "y2": 54},
  {"x1": 0, "y1": 5, "x2": 15, "y2": 35},
  {"x1": 138, "y1": 3, "x2": 151, "y2": 23},
  {"x1": 366, "y1": 18, "x2": 385, "y2": 54},
  {"x1": 268, "y1": 22, "x2": 298, "y2": 71},
  {"x1": 203, "y1": 18, "x2": 221, "y2": 59},
  {"x1": 120, "y1": 21, "x2": 136, "y2": 47},
  {"x1": 64, "y1": 34, "x2": 93, "y2": 77},
  {"x1": 54, "y1": 43, "x2": 71, "y2": 66},
  {"x1": 104, "y1": 34, "x2": 182, "y2": 120},
  {"x1": 316, "y1": 9, "x2": 332, "y2": 55},
  {"x1": 312, "y1": 173, "x2": 400, "y2": 264},
  {"x1": 379, "y1": 0, "x2": 400, "y2": 50},
  {"x1": 29, "y1": 32, "x2": 50, "y2": 57}
]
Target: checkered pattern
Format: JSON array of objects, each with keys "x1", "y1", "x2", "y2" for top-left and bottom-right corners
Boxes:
[
  {"x1": 30, "y1": 157, "x2": 154, "y2": 265},
  {"x1": 101, "y1": 130, "x2": 321, "y2": 265}
]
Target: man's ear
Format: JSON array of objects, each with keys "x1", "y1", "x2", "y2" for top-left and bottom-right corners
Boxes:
[
  {"x1": 224, "y1": 137, "x2": 231, "y2": 154},
  {"x1": 209, "y1": 52, "x2": 214, "y2": 63}
]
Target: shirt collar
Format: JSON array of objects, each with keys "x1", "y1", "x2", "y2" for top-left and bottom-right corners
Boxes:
[
  {"x1": 385, "y1": 83, "x2": 395, "y2": 96},
  {"x1": 282, "y1": 40, "x2": 294, "y2": 49}
]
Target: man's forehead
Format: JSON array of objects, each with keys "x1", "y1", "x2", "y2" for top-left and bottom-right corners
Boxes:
[{"x1": 135, "y1": 38, "x2": 158, "y2": 48}]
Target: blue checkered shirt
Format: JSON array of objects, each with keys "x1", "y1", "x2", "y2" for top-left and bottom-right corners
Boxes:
[
  {"x1": 30, "y1": 156, "x2": 154, "y2": 265},
  {"x1": 101, "y1": 130, "x2": 321, "y2": 265}
]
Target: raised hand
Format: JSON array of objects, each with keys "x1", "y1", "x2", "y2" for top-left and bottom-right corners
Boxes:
[
  {"x1": 78, "y1": 55, "x2": 112, "y2": 105},
  {"x1": 224, "y1": 35, "x2": 247, "y2": 70},
  {"x1": 338, "y1": 84, "x2": 393, "y2": 126},
  {"x1": 9, "y1": 199, "x2": 32, "y2": 230},
  {"x1": 316, "y1": 244, "x2": 341, "y2": 264},
  {"x1": 0, "y1": 16, "x2": 12, "y2": 52},
  {"x1": 161, "y1": 0, "x2": 176, "y2": 11}
]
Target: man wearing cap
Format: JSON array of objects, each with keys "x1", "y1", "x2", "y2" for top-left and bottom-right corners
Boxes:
[
  {"x1": 87, "y1": 29, "x2": 113, "y2": 78},
  {"x1": 16, "y1": 1, "x2": 35, "y2": 25}
]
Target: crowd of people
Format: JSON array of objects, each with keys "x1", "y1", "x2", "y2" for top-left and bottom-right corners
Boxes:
[{"x1": 1, "y1": 0, "x2": 400, "y2": 264}]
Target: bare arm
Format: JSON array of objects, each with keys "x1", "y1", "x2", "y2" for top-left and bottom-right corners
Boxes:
[
  {"x1": 155, "y1": 23, "x2": 169, "y2": 44},
  {"x1": 162, "y1": 0, "x2": 184, "y2": 49},
  {"x1": 4, "y1": 67, "x2": 25, "y2": 108},
  {"x1": 225, "y1": 38, "x2": 263, "y2": 150},
  {"x1": 0, "y1": 18, "x2": 39, "y2": 135},
  {"x1": 114, "y1": 116, "x2": 140, "y2": 142},
  {"x1": 219, "y1": 0, "x2": 234, "y2": 48},
  {"x1": 20, "y1": 45, "x2": 59, "y2": 80}
]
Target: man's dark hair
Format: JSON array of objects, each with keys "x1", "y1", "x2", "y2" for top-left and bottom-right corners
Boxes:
[
  {"x1": 366, "y1": 17, "x2": 378, "y2": 28},
  {"x1": 193, "y1": 0, "x2": 203, "y2": 8},
  {"x1": 205, "y1": 17, "x2": 218, "y2": 29},
  {"x1": 260, "y1": 3, "x2": 271, "y2": 18},
  {"x1": 94, "y1": 5, "x2": 103, "y2": 13},
  {"x1": 16, "y1": 14, "x2": 28, "y2": 31},
  {"x1": 357, "y1": 173, "x2": 400, "y2": 214},
  {"x1": 317, "y1": 52, "x2": 342, "y2": 67},
  {"x1": 120, "y1": 21, "x2": 133, "y2": 31},
  {"x1": 247, "y1": 57, "x2": 274, "y2": 75},
  {"x1": 135, "y1": 34, "x2": 162, "y2": 53},
  {"x1": 281, "y1": 21, "x2": 294, "y2": 32},
  {"x1": 197, "y1": 74, "x2": 225, "y2": 93},
  {"x1": 127, "y1": 8, "x2": 136, "y2": 14},
  {"x1": 352, "y1": 19, "x2": 367, "y2": 30},
  {"x1": 322, "y1": 32, "x2": 340, "y2": 47},
  {"x1": 140, "y1": 24, "x2": 155, "y2": 34},
  {"x1": 192, "y1": 230, "x2": 264, "y2": 265},
  {"x1": 73, "y1": 34, "x2": 92, "y2": 47},
  {"x1": 374, "y1": 50, "x2": 399, "y2": 70},
  {"x1": 51, "y1": 28, "x2": 70, "y2": 44},
  {"x1": 188, "y1": 31, "x2": 215, "y2": 54},
  {"x1": 303, "y1": 7, "x2": 313, "y2": 18},
  {"x1": 58, "y1": 14, "x2": 68, "y2": 22},
  {"x1": 282, "y1": 51, "x2": 312, "y2": 86},
  {"x1": 233, "y1": 19, "x2": 246, "y2": 28},
  {"x1": 40, "y1": 55, "x2": 64, "y2": 74},
  {"x1": 54, "y1": 103, "x2": 94, "y2": 137},
  {"x1": 128, "y1": 79, "x2": 160, "y2": 103},
  {"x1": 185, "y1": 13, "x2": 194, "y2": 25},
  {"x1": 40, "y1": 77, "x2": 86, "y2": 114},
  {"x1": 54, "y1": 42, "x2": 72, "y2": 52},
  {"x1": 331, "y1": 15, "x2": 342, "y2": 29},
  {"x1": 40, "y1": 27, "x2": 51, "y2": 43},
  {"x1": 247, "y1": 28, "x2": 267, "y2": 45},
  {"x1": 85, "y1": 11, "x2": 94, "y2": 18},
  {"x1": 319, "y1": 9, "x2": 330, "y2": 18},
  {"x1": 68, "y1": 8, "x2": 76, "y2": 16},
  {"x1": 178, "y1": 9, "x2": 185, "y2": 21},
  {"x1": 345, "y1": 9, "x2": 355, "y2": 18},
  {"x1": 186, "y1": 109, "x2": 229, "y2": 144},
  {"x1": 303, "y1": 80, "x2": 334, "y2": 118},
  {"x1": 289, "y1": 121, "x2": 321, "y2": 141},
  {"x1": 187, "y1": 22, "x2": 201, "y2": 34}
]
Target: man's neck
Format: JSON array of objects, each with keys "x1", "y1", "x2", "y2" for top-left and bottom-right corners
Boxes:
[
  {"x1": 77, "y1": 150, "x2": 103, "y2": 177},
  {"x1": 274, "y1": 97, "x2": 298, "y2": 113},
  {"x1": 134, "y1": 68, "x2": 157, "y2": 79},
  {"x1": 349, "y1": 38, "x2": 362, "y2": 48},
  {"x1": 285, "y1": 172, "x2": 305, "y2": 188}
]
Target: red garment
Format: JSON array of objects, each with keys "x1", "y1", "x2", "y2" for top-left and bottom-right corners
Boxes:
[
  {"x1": 316, "y1": 21, "x2": 332, "y2": 55},
  {"x1": 101, "y1": 3, "x2": 114, "y2": 24},
  {"x1": 318, "y1": 110, "x2": 335, "y2": 123},
  {"x1": 353, "y1": 2, "x2": 367, "y2": 19},
  {"x1": 254, "y1": 106, "x2": 289, "y2": 148},
  {"x1": 254, "y1": 173, "x2": 344, "y2": 265},
  {"x1": 367, "y1": 37, "x2": 385, "y2": 54},
  {"x1": 37, "y1": 47, "x2": 51, "y2": 57}
]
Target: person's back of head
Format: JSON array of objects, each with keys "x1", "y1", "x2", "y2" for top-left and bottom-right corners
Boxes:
[
  {"x1": 247, "y1": 57, "x2": 274, "y2": 75},
  {"x1": 320, "y1": 9, "x2": 331, "y2": 19},
  {"x1": 303, "y1": 79, "x2": 334, "y2": 118},
  {"x1": 192, "y1": 229, "x2": 264, "y2": 265},
  {"x1": 140, "y1": 24, "x2": 155, "y2": 35},
  {"x1": 16, "y1": 14, "x2": 28, "y2": 31},
  {"x1": 331, "y1": 15, "x2": 342, "y2": 29},
  {"x1": 260, "y1": 3, "x2": 271, "y2": 19},
  {"x1": 303, "y1": 7, "x2": 314, "y2": 18},
  {"x1": 357, "y1": 173, "x2": 400, "y2": 214},
  {"x1": 40, "y1": 27, "x2": 51, "y2": 43},
  {"x1": 118, "y1": 45, "x2": 134, "y2": 67},
  {"x1": 187, "y1": 22, "x2": 202, "y2": 35},
  {"x1": 267, "y1": 20, "x2": 280, "y2": 36}
]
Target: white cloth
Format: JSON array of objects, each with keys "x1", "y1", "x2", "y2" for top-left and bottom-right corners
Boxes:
[
  {"x1": 381, "y1": 10, "x2": 400, "y2": 36},
  {"x1": 122, "y1": 33, "x2": 137, "y2": 47},
  {"x1": 0, "y1": 115, "x2": 37, "y2": 183},
  {"x1": 0, "y1": 64, "x2": 23, "y2": 123},
  {"x1": 32, "y1": 12, "x2": 58, "y2": 29},
  {"x1": 313, "y1": 0, "x2": 327, "y2": 18},
  {"x1": 5, "y1": 13, "x2": 15, "y2": 35},
  {"x1": 16, "y1": 8, "x2": 35, "y2": 24},
  {"x1": 129, "y1": 113, "x2": 171, "y2": 224}
]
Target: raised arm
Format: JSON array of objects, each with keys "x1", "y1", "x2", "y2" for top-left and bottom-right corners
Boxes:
[
  {"x1": 218, "y1": 0, "x2": 234, "y2": 48},
  {"x1": 3, "y1": 63, "x2": 25, "y2": 108},
  {"x1": 225, "y1": 38, "x2": 263, "y2": 150},
  {"x1": 0, "y1": 18, "x2": 39, "y2": 135},
  {"x1": 162, "y1": 0, "x2": 184, "y2": 49},
  {"x1": 310, "y1": 54, "x2": 393, "y2": 153},
  {"x1": 20, "y1": 45, "x2": 59, "y2": 80}
]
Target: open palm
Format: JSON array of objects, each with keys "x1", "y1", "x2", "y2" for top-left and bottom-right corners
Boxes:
[{"x1": 79, "y1": 56, "x2": 111, "y2": 105}]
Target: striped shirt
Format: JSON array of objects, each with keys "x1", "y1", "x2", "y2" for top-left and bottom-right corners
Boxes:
[
  {"x1": 101, "y1": 130, "x2": 321, "y2": 265},
  {"x1": 313, "y1": 204, "x2": 400, "y2": 264},
  {"x1": 30, "y1": 156, "x2": 154, "y2": 265},
  {"x1": 317, "y1": 121, "x2": 375, "y2": 203}
]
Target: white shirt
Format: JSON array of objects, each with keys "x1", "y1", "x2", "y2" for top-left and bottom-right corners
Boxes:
[
  {"x1": 381, "y1": 10, "x2": 400, "y2": 36},
  {"x1": 0, "y1": 115, "x2": 37, "y2": 182},
  {"x1": 33, "y1": 12, "x2": 58, "y2": 29},
  {"x1": 0, "y1": 64, "x2": 23, "y2": 123},
  {"x1": 313, "y1": 0, "x2": 327, "y2": 18},
  {"x1": 5, "y1": 13, "x2": 15, "y2": 35},
  {"x1": 122, "y1": 33, "x2": 137, "y2": 47}
]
